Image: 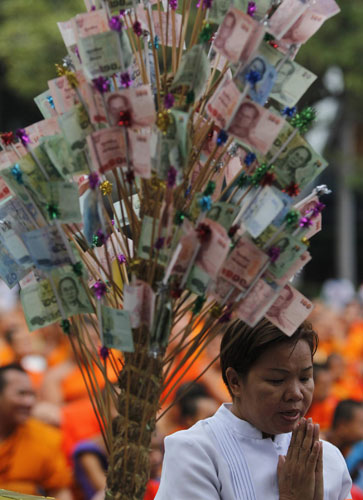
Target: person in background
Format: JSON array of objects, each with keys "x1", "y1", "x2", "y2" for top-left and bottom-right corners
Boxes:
[
  {"x1": 326, "y1": 400, "x2": 363, "y2": 500},
  {"x1": 0, "y1": 363, "x2": 73, "y2": 499},
  {"x1": 305, "y1": 363, "x2": 338, "y2": 434}
]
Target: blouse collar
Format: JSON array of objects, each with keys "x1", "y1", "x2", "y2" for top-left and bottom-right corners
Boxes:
[{"x1": 214, "y1": 403, "x2": 291, "y2": 445}]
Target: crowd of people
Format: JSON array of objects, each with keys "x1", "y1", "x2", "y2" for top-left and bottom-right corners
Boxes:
[{"x1": 0, "y1": 286, "x2": 362, "y2": 499}]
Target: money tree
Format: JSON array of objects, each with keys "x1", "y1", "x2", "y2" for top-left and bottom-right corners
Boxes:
[{"x1": 0, "y1": 0, "x2": 339, "y2": 498}]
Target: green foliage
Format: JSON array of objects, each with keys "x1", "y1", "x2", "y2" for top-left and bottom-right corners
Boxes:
[
  {"x1": 0, "y1": 0, "x2": 84, "y2": 99},
  {"x1": 297, "y1": 1, "x2": 363, "y2": 109}
]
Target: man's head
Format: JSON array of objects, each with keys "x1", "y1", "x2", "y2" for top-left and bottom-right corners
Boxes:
[
  {"x1": 331, "y1": 399, "x2": 363, "y2": 448},
  {"x1": 0, "y1": 364, "x2": 35, "y2": 430},
  {"x1": 58, "y1": 277, "x2": 78, "y2": 305},
  {"x1": 176, "y1": 382, "x2": 219, "y2": 429},
  {"x1": 312, "y1": 363, "x2": 332, "y2": 402}
]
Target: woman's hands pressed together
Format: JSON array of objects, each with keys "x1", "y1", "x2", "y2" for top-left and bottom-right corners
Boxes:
[{"x1": 278, "y1": 417, "x2": 323, "y2": 500}]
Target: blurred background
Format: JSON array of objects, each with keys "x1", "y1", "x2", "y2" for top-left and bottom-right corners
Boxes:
[{"x1": 0, "y1": 1, "x2": 362, "y2": 499}]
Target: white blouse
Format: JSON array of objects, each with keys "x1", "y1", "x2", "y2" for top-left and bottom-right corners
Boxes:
[{"x1": 155, "y1": 404, "x2": 352, "y2": 500}]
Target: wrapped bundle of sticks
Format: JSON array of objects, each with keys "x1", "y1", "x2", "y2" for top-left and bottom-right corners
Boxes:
[{"x1": 0, "y1": 0, "x2": 340, "y2": 498}]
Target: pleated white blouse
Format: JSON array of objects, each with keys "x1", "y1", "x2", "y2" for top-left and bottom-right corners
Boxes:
[{"x1": 155, "y1": 404, "x2": 352, "y2": 500}]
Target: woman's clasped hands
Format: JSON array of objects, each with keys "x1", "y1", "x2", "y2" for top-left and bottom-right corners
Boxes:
[{"x1": 278, "y1": 417, "x2": 323, "y2": 500}]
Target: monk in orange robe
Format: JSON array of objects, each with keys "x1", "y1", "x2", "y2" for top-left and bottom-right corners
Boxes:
[{"x1": 0, "y1": 363, "x2": 72, "y2": 499}]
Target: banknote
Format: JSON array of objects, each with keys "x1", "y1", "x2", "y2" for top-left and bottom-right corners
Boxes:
[
  {"x1": 75, "y1": 9, "x2": 109, "y2": 39},
  {"x1": 186, "y1": 265, "x2": 211, "y2": 296},
  {"x1": 268, "y1": 250, "x2": 312, "y2": 287},
  {"x1": 234, "y1": 54, "x2": 277, "y2": 105},
  {"x1": 229, "y1": 98, "x2": 285, "y2": 154},
  {"x1": 267, "y1": 230, "x2": 307, "y2": 279},
  {"x1": 0, "y1": 197, "x2": 37, "y2": 267},
  {"x1": 25, "y1": 118, "x2": 61, "y2": 147},
  {"x1": 267, "y1": 0, "x2": 309, "y2": 40},
  {"x1": 1, "y1": 147, "x2": 62, "y2": 218},
  {"x1": 51, "y1": 265, "x2": 93, "y2": 317},
  {"x1": 0, "y1": 150, "x2": 18, "y2": 169},
  {"x1": 218, "y1": 235, "x2": 269, "y2": 291},
  {"x1": 270, "y1": 189, "x2": 293, "y2": 227},
  {"x1": 171, "y1": 221, "x2": 199, "y2": 276},
  {"x1": 0, "y1": 179, "x2": 11, "y2": 205},
  {"x1": 23, "y1": 226, "x2": 74, "y2": 271},
  {"x1": 137, "y1": 216, "x2": 169, "y2": 266},
  {"x1": 104, "y1": 86, "x2": 156, "y2": 128},
  {"x1": 20, "y1": 279, "x2": 62, "y2": 331},
  {"x1": 209, "y1": 0, "x2": 248, "y2": 24},
  {"x1": 78, "y1": 30, "x2": 132, "y2": 80},
  {"x1": 207, "y1": 202, "x2": 239, "y2": 230},
  {"x1": 195, "y1": 218, "x2": 230, "y2": 280},
  {"x1": 171, "y1": 44, "x2": 210, "y2": 100},
  {"x1": 82, "y1": 189, "x2": 102, "y2": 245},
  {"x1": 152, "y1": 11, "x2": 183, "y2": 48},
  {"x1": 279, "y1": 0, "x2": 340, "y2": 48},
  {"x1": 265, "y1": 123, "x2": 328, "y2": 190},
  {"x1": 128, "y1": 128, "x2": 152, "y2": 179},
  {"x1": 297, "y1": 196, "x2": 322, "y2": 239},
  {"x1": 46, "y1": 181, "x2": 82, "y2": 224},
  {"x1": 0, "y1": 238, "x2": 30, "y2": 289},
  {"x1": 34, "y1": 90, "x2": 58, "y2": 119},
  {"x1": 101, "y1": 305, "x2": 134, "y2": 352},
  {"x1": 211, "y1": 275, "x2": 240, "y2": 303},
  {"x1": 123, "y1": 280, "x2": 156, "y2": 329},
  {"x1": 87, "y1": 127, "x2": 127, "y2": 173},
  {"x1": 58, "y1": 103, "x2": 93, "y2": 152},
  {"x1": 40, "y1": 134, "x2": 85, "y2": 178},
  {"x1": 265, "y1": 283, "x2": 314, "y2": 336},
  {"x1": 242, "y1": 186, "x2": 285, "y2": 238},
  {"x1": 235, "y1": 276, "x2": 281, "y2": 326},
  {"x1": 259, "y1": 43, "x2": 317, "y2": 107},
  {"x1": 214, "y1": 7, "x2": 265, "y2": 63}
]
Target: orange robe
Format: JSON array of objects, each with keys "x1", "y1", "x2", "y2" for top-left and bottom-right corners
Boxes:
[
  {"x1": 305, "y1": 395, "x2": 338, "y2": 432},
  {"x1": 0, "y1": 418, "x2": 72, "y2": 495}
]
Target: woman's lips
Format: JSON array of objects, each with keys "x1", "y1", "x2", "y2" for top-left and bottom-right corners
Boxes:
[{"x1": 279, "y1": 410, "x2": 300, "y2": 422}]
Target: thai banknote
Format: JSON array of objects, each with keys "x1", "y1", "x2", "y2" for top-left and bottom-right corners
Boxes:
[
  {"x1": 218, "y1": 235, "x2": 269, "y2": 291},
  {"x1": 123, "y1": 280, "x2": 156, "y2": 329},
  {"x1": 259, "y1": 43, "x2": 317, "y2": 107},
  {"x1": 242, "y1": 186, "x2": 285, "y2": 238},
  {"x1": 265, "y1": 283, "x2": 314, "y2": 336},
  {"x1": 152, "y1": 10, "x2": 183, "y2": 48},
  {"x1": 214, "y1": 7, "x2": 265, "y2": 63},
  {"x1": 0, "y1": 238, "x2": 30, "y2": 289},
  {"x1": 171, "y1": 44, "x2": 210, "y2": 100},
  {"x1": 267, "y1": 230, "x2": 307, "y2": 279},
  {"x1": 104, "y1": 85, "x2": 156, "y2": 128},
  {"x1": 234, "y1": 53, "x2": 277, "y2": 105},
  {"x1": 267, "y1": 0, "x2": 309, "y2": 39},
  {"x1": 20, "y1": 278, "x2": 62, "y2": 331},
  {"x1": 40, "y1": 134, "x2": 84, "y2": 178},
  {"x1": 264, "y1": 123, "x2": 328, "y2": 190},
  {"x1": 24, "y1": 118, "x2": 61, "y2": 148},
  {"x1": 87, "y1": 127, "x2": 127, "y2": 173},
  {"x1": 207, "y1": 80, "x2": 285, "y2": 153},
  {"x1": 46, "y1": 181, "x2": 82, "y2": 224},
  {"x1": 195, "y1": 218, "x2": 230, "y2": 280},
  {"x1": 137, "y1": 216, "x2": 170, "y2": 266},
  {"x1": 74, "y1": 9, "x2": 109, "y2": 39},
  {"x1": 186, "y1": 265, "x2": 211, "y2": 296},
  {"x1": 235, "y1": 276, "x2": 281, "y2": 326},
  {"x1": 279, "y1": 0, "x2": 340, "y2": 49},
  {"x1": 78, "y1": 30, "x2": 132, "y2": 80},
  {"x1": 209, "y1": 0, "x2": 272, "y2": 24},
  {"x1": 22, "y1": 226, "x2": 74, "y2": 271},
  {"x1": 0, "y1": 178, "x2": 11, "y2": 205},
  {"x1": 207, "y1": 202, "x2": 239, "y2": 230},
  {"x1": 128, "y1": 128, "x2": 152, "y2": 179},
  {"x1": 58, "y1": 103, "x2": 93, "y2": 151},
  {"x1": 34, "y1": 90, "x2": 58, "y2": 119},
  {"x1": 101, "y1": 305, "x2": 134, "y2": 352},
  {"x1": 51, "y1": 265, "x2": 93, "y2": 317}
]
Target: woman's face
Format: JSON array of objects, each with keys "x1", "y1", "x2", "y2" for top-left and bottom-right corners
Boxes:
[{"x1": 228, "y1": 339, "x2": 314, "y2": 436}]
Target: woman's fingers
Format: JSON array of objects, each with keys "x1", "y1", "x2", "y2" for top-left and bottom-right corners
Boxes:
[{"x1": 313, "y1": 442, "x2": 324, "y2": 500}]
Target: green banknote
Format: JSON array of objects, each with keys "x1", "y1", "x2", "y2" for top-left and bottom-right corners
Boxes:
[
  {"x1": 21, "y1": 278, "x2": 62, "y2": 331},
  {"x1": 101, "y1": 305, "x2": 134, "y2": 352},
  {"x1": 51, "y1": 265, "x2": 93, "y2": 318},
  {"x1": 137, "y1": 215, "x2": 170, "y2": 266},
  {"x1": 171, "y1": 44, "x2": 210, "y2": 100},
  {"x1": 46, "y1": 181, "x2": 82, "y2": 224},
  {"x1": 41, "y1": 135, "x2": 86, "y2": 178}
]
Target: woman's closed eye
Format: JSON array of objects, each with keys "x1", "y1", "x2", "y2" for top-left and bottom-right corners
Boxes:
[{"x1": 266, "y1": 379, "x2": 284, "y2": 384}]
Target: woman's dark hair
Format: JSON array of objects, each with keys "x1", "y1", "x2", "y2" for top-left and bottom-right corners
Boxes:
[{"x1": 220, "y1": 318, "x2": 318, "y2": 396}]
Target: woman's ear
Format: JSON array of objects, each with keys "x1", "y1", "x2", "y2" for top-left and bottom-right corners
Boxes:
[{"x1": 225, "y1": 367, "x2": 242, "y2": 398}]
